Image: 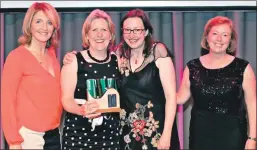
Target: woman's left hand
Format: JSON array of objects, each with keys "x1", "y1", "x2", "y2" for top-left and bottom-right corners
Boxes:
[
  {"x1": 63, "y1": 50, "x2": 77, "y2": 65},
  {"x1": 157, "y1": 134, "x2": 171, "y2": 150},
  {"x1": 245, "y1": 139, "x2": 256, "y2": 150}
]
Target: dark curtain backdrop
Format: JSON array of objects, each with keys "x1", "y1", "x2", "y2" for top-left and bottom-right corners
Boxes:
[{"x1": 0, "y1": 9, "x2": 256, "y2": 149}]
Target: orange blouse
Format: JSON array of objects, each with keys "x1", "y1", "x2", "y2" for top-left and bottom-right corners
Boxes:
[{"x1": 1, "y1": 45, "x2": 63, "y2": 145}]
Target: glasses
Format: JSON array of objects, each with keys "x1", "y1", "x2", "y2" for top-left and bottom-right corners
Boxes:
[{"x1": 122, "y1": 28, "x2": 145, "y2": 34}]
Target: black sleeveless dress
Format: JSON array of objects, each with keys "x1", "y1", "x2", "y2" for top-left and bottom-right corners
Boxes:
[
  {"x1": 119, "y1": 43, "x2": 180, "y2": 150},
  {"x1": 62, "y1": 51, "x2": 121, "y2": 150},
  {"x1": 187, "y1": 57, "x2": 249, "y2": 150}
]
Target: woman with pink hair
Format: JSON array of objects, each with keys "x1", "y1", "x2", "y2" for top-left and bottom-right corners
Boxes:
[{"x1": 1, "y1": 2, "x2": 62, "y2": 149}]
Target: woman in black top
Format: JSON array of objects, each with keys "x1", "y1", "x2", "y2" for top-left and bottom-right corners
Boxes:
[
  {"x1": 61, "y1": 9, "x2": 120, "y2": 150},
  {"x1": 117, "y1": 9, "x2": 180, "y2": 150},
  {"x1": 177, "y1": 16, "x2": 256, "y2": 150}
]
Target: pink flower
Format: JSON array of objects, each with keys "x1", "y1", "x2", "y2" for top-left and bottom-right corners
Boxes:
[
  {"x1": 133, "y1": 120, "x2": 146, "y2": 131},
  {"x1": 124, "y1": 135, "x2": 131, "y2": 144},
  {"x1": 139, "y1": 130, "x2": 144, "y2": 135},
  {"x1": 135, "y1": 136, "x2": 141, "y2": 141},
  {"x1": 142, "y1": 139, "x2": 147, "y2": 143}
]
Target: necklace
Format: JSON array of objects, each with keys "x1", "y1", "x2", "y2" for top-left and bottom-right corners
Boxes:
[
  {"x1": 135, "y1": 57, "x2": 138, "y2": 64},
  {"x1": 135, "y1": 54, "x2": 141, "y2": 64},
  {"x1": 31, "y1": 50, "x2": 45, "y2": 65},
  {"x1": 133, "y1": 52, "x2": 143, "y2": 65},
  {"x1": 131, "y1": 49, "x2": 144, "y2": 65},
  {"x1": 87, "y1": 50, "x2": 110, "y2": 63}
]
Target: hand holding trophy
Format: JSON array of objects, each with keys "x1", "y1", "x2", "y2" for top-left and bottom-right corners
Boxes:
[
  {"x1": 86, "y1": 78, "x2": 121, "y2": 113},
  {"x1": 81, "y1": 100, "x2": 101, "y2": 119}
]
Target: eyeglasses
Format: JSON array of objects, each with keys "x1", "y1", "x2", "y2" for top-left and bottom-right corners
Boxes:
[{"x1": 122, "y1": 28, "x2": 145, "y2": 34}]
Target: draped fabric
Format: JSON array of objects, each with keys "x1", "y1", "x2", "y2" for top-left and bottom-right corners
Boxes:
[{"x1": 0, "y1": 10, "x2": 256, "y2": 149}]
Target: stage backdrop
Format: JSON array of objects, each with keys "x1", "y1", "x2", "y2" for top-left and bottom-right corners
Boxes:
[{"x1": 0, "y1": 10, "x2": 256, "y2": 149}]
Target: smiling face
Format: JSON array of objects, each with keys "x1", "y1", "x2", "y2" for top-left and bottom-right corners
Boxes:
[
  {"x1": 30, "y1": 11, "x2": 55, "y2": 45},
  {"x1": 122, "y1": 17, "x2": 148, "y2": 50},
  {"x1": 206, "y1": 23, "x2": 232, "y2": 54},
  {"x1": 86, "y1": 18, "x2": 112, "y2": 51}
]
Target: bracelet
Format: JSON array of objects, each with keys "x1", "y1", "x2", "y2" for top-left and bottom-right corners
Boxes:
[{"x1": 248, "y1": 136, "x2": 257, "y2": 141}]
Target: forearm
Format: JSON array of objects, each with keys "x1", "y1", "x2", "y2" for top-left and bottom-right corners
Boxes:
[
  {"x1": 247, "y1": 100, "x2": 256, "y2": 137},
  {"x1": 176, "y1": 87, "x2": 191, "y2": 105},
  {"x1": 162, "y1": 97, "x2": 177, "y2": 137},
  {"x1": 176, "y1": 93, "x2": 186, "y2": 105},
  {"x1": 62, "y1": 98, "x2": 83, "y2": 116}
]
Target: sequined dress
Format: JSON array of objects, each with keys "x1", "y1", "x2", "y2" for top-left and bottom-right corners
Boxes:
[
  {"x1": 62, "y1": 51, "x2": 121, "y2": 150},
  {"x1": 187, "y1": 57, "x2": 249, "y2": 150},
  {"x1": 119, "y1": 43, "x2": 180, "y2": 150}
]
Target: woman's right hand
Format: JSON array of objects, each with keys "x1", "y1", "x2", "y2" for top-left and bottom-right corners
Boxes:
[
  {"x1": 81, "y1": 100, "x2": 101, "y2": 119},
  {"x1": 9, "y1": 144, "x2": 22, "y2": 149},
  {"x1": 63, "y1": 51, "x2": 77, "y2": 65}
]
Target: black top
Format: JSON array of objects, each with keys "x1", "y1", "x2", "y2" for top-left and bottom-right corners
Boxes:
[
  {"x1": 61, "y1": 50, "x2": 121, "y2": 150},
  {"x1": 187, "y1": 57, "x2": 249, "y2": 120},
  {"x1": 120, "y1": 43, "x2": 180, "y2": 150},
  {"x1": 74, "y1": 51, "x2": 120, "y2": 99},
  {"x1": 120, "y1": 43, "x2": 172, "y2": 132},
  {"x1": 187, "y1": 57, "x2": 249, "y2": 150}
]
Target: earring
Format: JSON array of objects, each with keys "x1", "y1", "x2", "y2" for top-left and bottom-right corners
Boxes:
[{"x1": 46, "y1": 39, "x2": 51, "y2": 48}]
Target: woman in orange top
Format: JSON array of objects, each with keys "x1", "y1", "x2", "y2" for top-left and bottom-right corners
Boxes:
[{"x1": 1, "y1": 2, "x2": 62, "y2": 149}]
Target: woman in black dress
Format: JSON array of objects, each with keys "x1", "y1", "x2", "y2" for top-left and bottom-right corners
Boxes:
[
  {"x1": 117, "y1": 9, "x2": 180, "y2": 150},
  {"x1": 177, "y1": 16, "x2": 256, "y2": 150},
  {"x1": 61, "y1": 9, "x2": 120, "y2": 150}
]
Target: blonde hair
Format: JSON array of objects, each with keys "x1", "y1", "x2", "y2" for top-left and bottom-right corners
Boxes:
[
  {"x1": 82, "y1": 9, "x2": 115, "y2": 49},
  {"x1": 200, "y1": 16, "x2": 237, "y2": 55},
  {"x1": 18, "y1": 2, "x2": 60, "y2": 49}
]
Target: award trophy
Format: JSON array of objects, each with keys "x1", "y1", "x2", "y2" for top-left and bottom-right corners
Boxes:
[{"x1": 86, "y1": 78, "x2": 121, "y2": 113}]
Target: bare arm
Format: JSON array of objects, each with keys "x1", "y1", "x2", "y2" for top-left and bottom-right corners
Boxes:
[
  {"x1": 177, "y1": 66, "x2": 191, "y2": 104},
  {"x1": 61, "y1": 56, "x2": 83, "y2": 115},
  {"x1": 242, "y1": 64, "x2": 256, "y2": 138},
  {"x1": 155, "y1": 43, "x2": 177, "y2": 141},
  {"x1": 61, "y1": 54, "x2": 100, "y2": 118}
]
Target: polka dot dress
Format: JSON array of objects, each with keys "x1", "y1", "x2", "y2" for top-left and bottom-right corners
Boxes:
[{"x1": 62, "y1": 51, "x2": 120, "y2": 150}]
